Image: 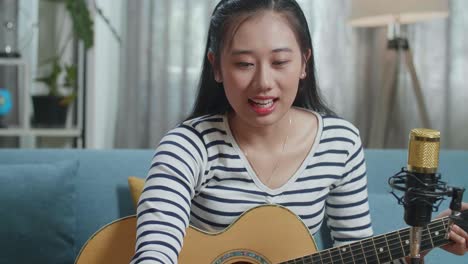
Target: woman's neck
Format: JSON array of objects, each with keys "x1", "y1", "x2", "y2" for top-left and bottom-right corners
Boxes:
[{"x1": 228, "y1": 110, "x2": 294, "y2": 151}]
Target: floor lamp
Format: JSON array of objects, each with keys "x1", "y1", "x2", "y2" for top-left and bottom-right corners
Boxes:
[{"x1": 349, "y1": 0, "x2": 449, "y2": 148}]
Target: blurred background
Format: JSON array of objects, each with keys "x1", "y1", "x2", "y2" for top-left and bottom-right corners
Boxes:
[{"x1": 0, "y1": 0, "x2": 466, "y2": 149}]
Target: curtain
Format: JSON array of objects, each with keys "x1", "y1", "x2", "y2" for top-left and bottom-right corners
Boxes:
[{"x1": 116, "y1": 0, "x2": 468, "y2": 150}]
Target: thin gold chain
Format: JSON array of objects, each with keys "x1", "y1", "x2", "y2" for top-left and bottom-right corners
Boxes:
[
  {"x1": 241, "y1": 113, "x2": 292, "y2": 185},
  {"x1": 264, "y1": 114, "x2": 291, "y2": 185}
]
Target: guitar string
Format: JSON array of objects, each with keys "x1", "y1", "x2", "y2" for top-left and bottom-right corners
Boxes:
[
  {"x1": 305, "y1": 224, "x2": 450, "y2": 264},
  {"x1": 287, "y1": 232, "x2": 448, "y2": 264},
  {"x1": 285, "y1": 219, "x2": 451, "y2": 264},
  {"x1": 312, "y1": 224, "x2": 446, "y2": 261},
  {"x1": 298, "y1": 234, "x2": 451, "y2": 264},
  {"x1": 283, "y1": 217, "x2": 453, "y2": 264},
  {"x1": 311, "y1": 223, "x2": 449, "y2": 264},
  {"x1": 296, "y1": 225, "x2": 451, "y2": 264}
]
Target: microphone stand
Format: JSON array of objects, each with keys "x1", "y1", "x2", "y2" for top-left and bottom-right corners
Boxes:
[
  {"x1": 389, "y1": 169, "x2": 465, "y2": 264},
  {"x1": 368, "y1": 21, "x2": 431, "y2": 148}
]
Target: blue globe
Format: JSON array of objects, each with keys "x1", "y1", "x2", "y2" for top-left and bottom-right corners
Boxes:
[{"x1": 0, "y1": 88, "x2": 13, "y2": 116}]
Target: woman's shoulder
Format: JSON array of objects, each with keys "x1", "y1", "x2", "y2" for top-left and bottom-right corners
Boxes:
[
  {"x1": 155, "y1": 114, "x2": 227, "y2": 160},
  {"x1": 293, "y1": 107, "x2": 359, "y2": 135},
  {"x1": 320, "y1": 113, "x2": 360, "y2": 137},
  {"x1": 183, "y1": 113, "x2": 225, "y2": 128},
  {"x1": 162, "y1": 113, "x2": 227, "y2": 140},
  {"x1": 182, "y1": 114, "x2": 224, "y2": 126}
]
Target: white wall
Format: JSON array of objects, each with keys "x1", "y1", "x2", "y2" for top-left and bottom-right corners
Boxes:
[{"x1": 85, "y1": 0, "x2": 123, "y2": 149}]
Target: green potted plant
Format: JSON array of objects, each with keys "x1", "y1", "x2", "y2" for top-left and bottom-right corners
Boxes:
[
  {"x1": 34, "y1": 57, "x2": 77, "y2": 127},
  {"x1": 33, "y1": 0, "x2": 91, "y2": 127},
  {"x1": 33, "y1": 0, "x2": 118, "y2": 127}
]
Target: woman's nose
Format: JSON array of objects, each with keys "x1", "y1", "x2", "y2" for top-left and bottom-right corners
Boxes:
[{"x1": 255, "y1": 64, "x2": 273, "y2": 92}]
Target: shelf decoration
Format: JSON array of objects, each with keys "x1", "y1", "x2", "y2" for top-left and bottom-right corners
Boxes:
[
  {"x1": 0, "y1": 2, "x2": 21, "y2": 58},
  {"x1": 0, "y1": 88, "x2": 13, "y2": 128}
]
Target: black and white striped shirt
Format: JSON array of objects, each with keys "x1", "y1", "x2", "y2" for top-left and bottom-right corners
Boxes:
[{"x1": 132, "y1": 111, "x2": 374, "y2": 264}]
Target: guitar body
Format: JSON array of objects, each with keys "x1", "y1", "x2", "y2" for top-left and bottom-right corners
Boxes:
[
  {"x1": 75, "y1": 205, "x2": 468, "y2": 264},
  {"x1": 75, "y1": 205, "x2": 318, "y2": 264},
  {"x1": 180, "y1": 205, "x2": 317, "y2": 263}
]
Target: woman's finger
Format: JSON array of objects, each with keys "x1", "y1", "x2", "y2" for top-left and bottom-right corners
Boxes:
[
  {"x1": 443, "y1": 225, "x2": 467, "y2": 255},
  {"x1": 452, "y1": 225, "x2": 468, "y2": 240}
]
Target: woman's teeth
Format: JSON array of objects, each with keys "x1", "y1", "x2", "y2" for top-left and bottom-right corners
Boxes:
[{"x1": 250, "y1": 99, "x2": 274, "y2": 108}]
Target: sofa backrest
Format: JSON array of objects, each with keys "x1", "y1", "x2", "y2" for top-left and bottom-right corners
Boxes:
[
  {"x1": 1, "y1": 148, "x2": 467, "y2": 263},
  {"x1": 0, "y1": 149, "x2": 154, "y2": 256}
]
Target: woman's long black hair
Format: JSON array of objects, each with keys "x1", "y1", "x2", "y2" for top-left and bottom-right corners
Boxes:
[{"x1": 186, "y1": 0, "x2": 335, "y2": 120}]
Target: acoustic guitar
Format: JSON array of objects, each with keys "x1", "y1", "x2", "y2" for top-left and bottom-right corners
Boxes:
[{"x1": 75, "y1": 205, "x2": 468, "y2": 264}]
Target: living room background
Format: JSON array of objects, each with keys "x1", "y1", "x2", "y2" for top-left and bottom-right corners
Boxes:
[
  {"x1": 115, "y1": 0, "x2": 468, "y2": 150},
  {"x1": 0, "y1": 0, "x2": 466, "y2": 149}
]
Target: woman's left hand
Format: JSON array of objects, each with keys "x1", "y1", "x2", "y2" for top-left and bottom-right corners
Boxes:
[{"x1": 436, "y1": 202, "x2": 468, "y2": 255}]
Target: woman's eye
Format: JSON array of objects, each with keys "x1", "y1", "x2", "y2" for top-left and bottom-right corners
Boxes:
[
  {"x1": 273, "y1": 60, "x2": 289, "y2": 66},
  {"x1": 235, "y1": 62, "x2": 254, "y2": 68}
]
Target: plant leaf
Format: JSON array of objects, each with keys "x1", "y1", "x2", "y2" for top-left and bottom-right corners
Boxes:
[
  {"x1": 35, "y1": 58, "x2": 62, "y2": 96},
  {"x1": 64, "y1": 64, "x2": 77, "y2": 89},
  {"x1": 65, "y1": 0, "x2": 94, "y2": 49}
]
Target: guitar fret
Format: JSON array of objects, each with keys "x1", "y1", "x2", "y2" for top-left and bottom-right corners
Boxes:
[
  {"x1": 397, "y1": 230, "x2": 409, "y2": 256},
  {"x1": 421, "y1": 224, "x2": 434, "y2": 251},
  {"x1": 320, "y1": 248, "x2": 333, "y2": 264},
  {"x1": 311, "y1": 252, "x2": 322, "y2": 264},
  {"x1": 382, "y1": 233, "x2": 393, "y2": 261},
  {"x1": 371, "y1": 237, "x2": 381, "y2": 264},
  {"x1": 279, "y1": 217, "x2": 458, "y2": 264},
  {"x1": 318, "y1": 249, "x2": 324, "y2": 264},
  {"x1": 359, "y1": 240, "x2": 368, "y2": 264},
  {"x1": 303, "y1": 255, "x2": 313, "y2": 264},
  {"x1": 312, "y1": 248, "x2": 343, "y2": 263},
  {"x1": 373, "y1": 235, "x2": 391, "y2": 263},
  {"x1": 300, "y1": 256, "x2": 313, "y2": 264},
  {"x1": 328, "y1": 248, "x2": 335, "y2": 263},
  {"x1": 426, "y1": 223, "x2": 435, "y2": 247},
  {"x1": 384, "y1": 231, "x2": 405, "y2": 260},
  {"x1": 330, "y1": 247, "x2": 344, "y2": 264},
  {"x1": 424, "y1": 219, "x2": 450, "y2": 250},
  {"x1": 403, "y1": 229, "x2": 412, "y2": 258},
  {"x1": 360, "y1": 239, "x2": 378, "y2": 264},
  {"x1": 349, "y1": 244, "x2": 356, "y2": 264},
  {"x1": 339, "y1": 244, "x2": 354, "y2": 264},
  {"x1": 284, "y1": 259, "x2": 299, "y2": 264},
  {"x1": 350, "y1": 241, "x2": 367, "y2": 264},
  {"x1": 442, "y1": 217, "x2": 449, "y2": 239}
]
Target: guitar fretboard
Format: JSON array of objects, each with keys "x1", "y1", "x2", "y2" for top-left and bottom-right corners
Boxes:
[{"x1": 281, "y1": 217, "x2": 450, "y2": 264}]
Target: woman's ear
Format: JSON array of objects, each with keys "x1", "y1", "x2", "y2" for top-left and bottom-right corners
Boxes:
[
  {"x1": 207, "y1": 51, "x2": 222, "y2": 83},
  {"x1": 304, "y1": 48, "x2": 312, "y2": 62},
  {"x1": 300, "y1": 49, "x2": 312, "y2": 79}
]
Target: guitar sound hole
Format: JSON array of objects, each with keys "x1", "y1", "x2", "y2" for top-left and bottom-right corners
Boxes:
[{"x1": 233, "y1": 262, "x2": 253, "y2": 264}]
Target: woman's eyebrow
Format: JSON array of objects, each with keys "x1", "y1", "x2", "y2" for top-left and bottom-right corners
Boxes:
[
  {"x1": 230, "y1": 47, "x2": 292, "y2": 56},
  {"x1": 272, "y1": 47, "x2": 292, "y2": 53},
  {"x1": 231, "y1": 49, "x2": 253, "y2": 56}
]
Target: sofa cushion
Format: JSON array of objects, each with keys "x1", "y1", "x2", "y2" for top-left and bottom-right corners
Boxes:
[
  {"x1": 0, "y1": 160, "x2": 79, "y2": 264},
  {"x1": 128, "y1": 176, "x2": 145, "y2": 210}
]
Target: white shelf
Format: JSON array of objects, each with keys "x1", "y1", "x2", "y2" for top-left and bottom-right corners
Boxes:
[
  {"x1": 0, "y1": 2, "x2": 84, "y2": 148},
  {"x1": 0, "y1": 58, "x2": 27, "y2": 66},
  {"x1": 0, "y1": 127, "x2": 81, "y2": 137}
]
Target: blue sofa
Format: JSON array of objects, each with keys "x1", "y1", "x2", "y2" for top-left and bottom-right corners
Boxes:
[{"x1": 0, "y1": 149, "x2": 466, "y2": 264}]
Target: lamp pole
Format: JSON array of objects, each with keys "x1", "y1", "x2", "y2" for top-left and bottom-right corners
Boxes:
[{"x1": 368, "y1": 17, "x2": 431, "y2": 148}]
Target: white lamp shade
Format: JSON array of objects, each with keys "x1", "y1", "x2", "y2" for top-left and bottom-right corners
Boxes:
[{"x1": 350, "y1": 0, "x2": 449, "y2": 27}]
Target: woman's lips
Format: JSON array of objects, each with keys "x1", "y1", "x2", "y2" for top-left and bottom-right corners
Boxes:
[{"x1": 248, "y1": 97, "x2": 278, "y2": 115}]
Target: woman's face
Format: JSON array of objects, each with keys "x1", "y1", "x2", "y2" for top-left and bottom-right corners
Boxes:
[{"x1": 211, "y1": 11, "x2": 308, "y2": 127}]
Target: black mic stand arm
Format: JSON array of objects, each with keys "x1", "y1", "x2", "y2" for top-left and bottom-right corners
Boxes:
[
  {"x1": 446, "y1": 187, "x2": 465, "y2": 239},
  {"x1": 389, "y1": 169, "x2": 465, "y2": 264}
]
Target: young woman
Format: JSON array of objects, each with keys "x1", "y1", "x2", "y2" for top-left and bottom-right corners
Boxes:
[{"x1": 131, "y1": 1, "x2": 467, "y2": 263}]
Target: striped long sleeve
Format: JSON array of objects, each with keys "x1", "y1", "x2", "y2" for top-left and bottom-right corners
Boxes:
[
  {"x1": 324, "y1": 129, "x2": 372, "y2": 245},
  {"x1": 131, "y1": 124, "x2": 207, "y2": 264}
]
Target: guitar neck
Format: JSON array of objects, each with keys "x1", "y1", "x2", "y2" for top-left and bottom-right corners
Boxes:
[{"x1": 281, "y1": 217, "x2": 451, "y2": 264}]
